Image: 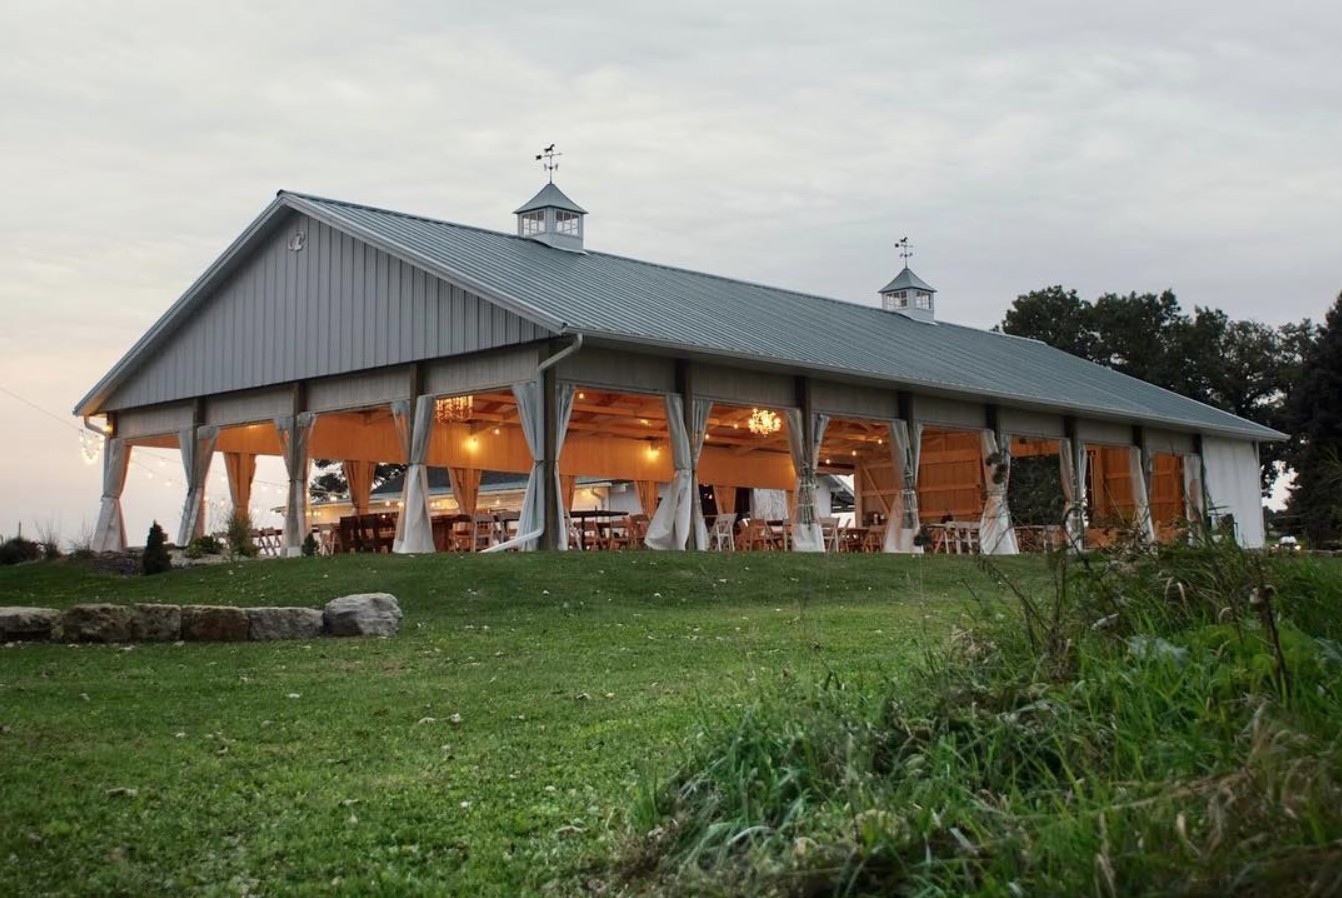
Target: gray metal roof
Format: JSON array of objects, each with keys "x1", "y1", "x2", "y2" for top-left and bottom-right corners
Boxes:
[
  {"x1": 879, "y1": 266, "x2": 936, "y2": 294},
  {"x1": 513, "y1": 182, "x2": 587, "y2": 215},
  {"x1": 278, "y1": 191, "x2": 1280, "y2": 441}
]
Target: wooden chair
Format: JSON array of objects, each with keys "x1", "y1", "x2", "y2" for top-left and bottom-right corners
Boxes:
[
  {"x1": 819, "y1": 517, "x2": 840, "y2": 553},
  {"x1": 861, "y1": 524, "x2": 887, "y2": 553},
  {"x1": 709, "y1": 513, "x2": 736, "y2": 551},
  {"x1": 472, "y1": 514, "x2": 497, "y2": 551},
  {"x1": 738, "y1": 518, "x2": 777, "y2": 551},
  {"x1": 618, "y1": 514, "x2": 650, "y2": 549}
]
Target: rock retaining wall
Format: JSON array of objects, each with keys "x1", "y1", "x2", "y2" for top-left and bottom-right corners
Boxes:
[{"x1": 0, "y1": 594, "x2": 401, "y2": 644}]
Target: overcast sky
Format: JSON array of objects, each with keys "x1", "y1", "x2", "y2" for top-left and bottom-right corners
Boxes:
[{"x1": 1, "y1": 1, "x2": 1338, "y2": 541}]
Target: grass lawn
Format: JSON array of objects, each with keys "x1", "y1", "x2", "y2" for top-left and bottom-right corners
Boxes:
[{"x1": 0, "y1": 552, "x2": 1046, "y2": 896}]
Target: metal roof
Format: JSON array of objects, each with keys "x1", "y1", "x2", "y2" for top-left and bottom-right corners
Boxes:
[
  {"x1": 279, "y1": 192, "x2": 1281, "y2": 441},
  {"x1": 879, "y1": 266, "x2": 936, "y2": 294},
  {"x1": 513, "y1": 182, "x2": 587, "y2": 215}
]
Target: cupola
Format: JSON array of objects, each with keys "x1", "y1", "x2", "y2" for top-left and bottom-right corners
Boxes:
[
  {"x1": 879, "y1": 237, "x2": 936, "y2": 322},
  {"x1": 514, "y1": 145, "x2": 586, "y2": 252}
]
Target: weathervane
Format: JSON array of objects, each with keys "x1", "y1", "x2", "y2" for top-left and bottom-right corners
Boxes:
[
  {"x1": 535, "y1": 143, "x2": 561, "y2": 183},
  {"x1": 896, "y1": 236, "x2": 913, "y2": 266}
]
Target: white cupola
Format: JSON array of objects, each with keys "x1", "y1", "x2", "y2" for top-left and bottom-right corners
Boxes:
[
  {"x1": 514, "y1": 182, "x2": 587, "y2": 253},
  {"x1": 879, "y1": 266, "x2": 937, "y2": 322}
]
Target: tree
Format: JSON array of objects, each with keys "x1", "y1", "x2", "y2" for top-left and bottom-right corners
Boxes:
[
  {"x1": 999, "y1": 286, "x2": 1097, "y2": 359},
  {"x1": 1285, "y1": 293, "x2": 1342, "y2": 545},
  {"x1": 142, "y1": 521, "x2": 172, "y2": 575},
  {"x1": 309, "y1": 460, "x2": 406, "y2": 501}
]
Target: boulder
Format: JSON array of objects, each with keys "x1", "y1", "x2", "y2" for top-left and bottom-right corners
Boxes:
[
  {"x1": 130, "y1": 604, "x2": 181, "y2": 642},
  {"x1": 180, "y1": 605, "x2": 250, "y2": 642},
  {"x1": 0, "y1": 606, "x2": 61, "y2": 641},
  {"x1": 61, "y1": 604, "x2": 135, "y2": 643},
  {"x1": 324, "y1": 593, "x2": 402, "y2": 637},
  {"x1": 247, "y1": 606, "x2": 324, "y2": 641}
]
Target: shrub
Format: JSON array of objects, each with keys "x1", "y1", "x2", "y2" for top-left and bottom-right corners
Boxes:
[
  {"x1": 225, "y1": 512, "x2": 257, "y2": 559},
  {"x1": 301, "y1": 532, "x2": 319, "y2": 557},
  {"x1": 184, "y1": 533, "x2": 224, "y2": 560},
  {"x1": 0, "y1": 536, "x2": 41, "y2": 566},
  {"x1": 142, "y1": 522, "x2": 172, "y2": 575}
]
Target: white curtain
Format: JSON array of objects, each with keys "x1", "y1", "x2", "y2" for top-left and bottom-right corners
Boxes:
[
  {"x1": 276, "y1": 412, "x2": 317, "y2": 556},
  {"x1": 1201, "y1": 438, "x2": 1265, "y2": 548},
  {"x1": 1183, "y1": 452, "x2": 1206, "y2": 535},
  {"x1": 978, "y1": 430, "x2": 1019, "y2": 555},
  {"x1": 884, "y1": 420, "x2": 923, "y2": 553},
  {"x1": 1058, "y1": 436, "x2": 1087, "y2": 551},
  {"x1": 343, "y1": 460, "x2": 376, "y2": 515},
  {"x1": 752, "y1": 489, "x2": 789, "y2": 520},
  {"x1": 689, "y1": 399, "x2": 713, "y2": 549},
  {"x1": 91, "y1": 437, "x2": 131, "y2": 552},
  {"x1": 488, "y1": 380, "x2": 574, "y2": 553},
  {"x1": 786, "y1": 408, "x2": 829, "y2": 552},
  {"x1": 224, "y1": 453, "x2": 257, "y2": 521},
  {"x1": 1130, "y1": 447, "x2": 1157, "y2": 545},
  {"x1": 394, "y1": 395, "x2": 436, "y2": 554},
  {"x1": 177, "y1": 425, "x2": 220, "y2": 546},
  {"x1": 390, "y1": 399, "x2": 413, "y2": 550},
  {"x1": 551, "y1": 384, "x2": 576, "y2": 552},
  {"x1": 647, "y1": 395, "x2": 704, "y2": 550}
]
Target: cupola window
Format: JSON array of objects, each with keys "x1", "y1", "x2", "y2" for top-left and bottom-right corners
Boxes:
[
  {"x1": 555, "y1": 210, "x2": 579, "y2": 235},
  {"x1": 521, "y1": 211, "x2": 546, "y2": 236}
]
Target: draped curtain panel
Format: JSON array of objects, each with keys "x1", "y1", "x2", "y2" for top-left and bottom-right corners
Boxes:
[
  {"x1": 884, "y1": 420, "x2": 923, "y2": 553},
  {"x1": 1129, "y1": 447, "x2": 1157, "y2": 545},
  {"x1": 646, "y1": 394, "x2": 698, "y2": 550},
  {"x1": 502, "y1": 380, "x2": 546, "y2": 552},
  {"x1": 713, "y1": 485, "x2": 737, "y2": 517},
  {"x1": 688, "y1": 399, "x2": 713, "y2": 550},
  {"x1": 786, "y1": 409, "x2": 829, "y2": 552},
  {"x1": 1058, "y1": 437, "x2": 1087, "y2": 551},
  {"x1": 550, "y1": 384, "x2": 576, "y2": 553},
  {"x1": 1183, "y1": 452, "x2": 1206, "y2": 533},
  {"x1": 394, "y1": 395, "x2": 437, "y2": 554},
  {"x1": 636, "y1": 480, "x2": 661, "y2": 518},
  {"x1": 1201, "y1": 438, "x2": 1265, "y2": 547},
  {"x1": 275, "y1": 412, "x2": 317, "y2": 556},
  {"x1": 977, "y1": 430, "x2": 1019, "y2": 555},
  {"x1": 448, "y1": 467, "x2": 482, "y2": 518},
  {"x1": 343, "y1": 460, "x2": 376, "y2": 516},
  {"x1": 91, "y1": 437, "x2": 132, "y2": 552},
  {"x1": 224, "y1": 453, "x2": 257, "y2": 520},
  {"x1": 177, "y1": 425, "x2": 220, "y2": 546}
]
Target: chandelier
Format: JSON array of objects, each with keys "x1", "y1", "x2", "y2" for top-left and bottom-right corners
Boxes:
[
  {"x1": 434, "y1": 395, "x2": 474, "y2": 424},
  {"x1": 747, "y1": 408, "x2": 782, "y2": 436}
]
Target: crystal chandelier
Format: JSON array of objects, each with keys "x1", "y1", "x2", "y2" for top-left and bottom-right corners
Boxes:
[
  {"x1": 747, "y1": 408, "x2": 782, "y2": 436},
  {"x1": 434, "y1": 395, "x2": 474, "y2": 424}
]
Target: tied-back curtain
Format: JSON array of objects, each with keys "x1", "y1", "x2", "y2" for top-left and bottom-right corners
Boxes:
[
  {"x1": 714, "y1": 485, "x2": 737, "y2": 517},
  {"x1": 177, "y1": 425, "x2": 220, "y2": 546},
  {"x1": 91, "y1": 437, "x2": 132, "y2": 552},
  {"x1": 688, "y1": 399, "x2": 713, "y2": 550},
  {"x1": 224, "y1": 453, "x2": 257, "y2": 521},
  {"x1": 885, "y1": 420, "x2": 923, "y2": 553},
  {"x1": 978, "y1": 430, "x2": 1019, "y2": 555},
  {"x1": 1183, "y1": 452, "x2": 1205, "y2": 532},
  {"x1": 786, "y1": 409, "x2": 829, "y2": 552},
  {"x1": 496, "y1": 380, "x2": 546, "y2": 551},
  {"x1": 550, "y1": 384, "x2": 576, "y2": 553},
  {"x1": 275, "y1": 412, "x2": 317, "y2": 557},
  {"x1": 448, "y1": 467, "x2": 482, "y2": 517},
  {"x1": 1129, "y1": 447, "x2": 1157, "y2": 545},
  {"x1": 395, "y1": 395, "x2": 436, "y2": 554},
  {"x1": 343, "y1": 460, "x2": 376, "y2": 516},
  {"x1": 390, "y1": 399, "x2": 414, "y2": 549},
  {"x1": 636, "y1": 480, "x2": 661, "y2": 518},
  {"x1": 646, "y1": 395, "x2": 697, "y2": 550},
  {"x1": 1058, "y1": 437, "x2": 1087, "y2": 552}
]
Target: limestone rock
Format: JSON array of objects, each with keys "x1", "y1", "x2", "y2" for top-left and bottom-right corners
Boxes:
[
  {"x1": 180, "y1": 605, "x2": 249, "y2": 642},
  {"x1": 130, "y1": 604, "x2": 181, "y2": 642},
  {"x1": 324, "y1": 593, "x2": 402, "y2": 637},
  {"x1": 0, "y1": 606, "x2": 61, "y2": 641},
  {"x1": 61, "y1": 604, "x2": 134, "y2": 643},
  {"x1": 247, "y1": 606, "x2": 324, "y2": 641}
]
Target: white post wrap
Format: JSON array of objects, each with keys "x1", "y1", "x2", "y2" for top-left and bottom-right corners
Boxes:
[
  {"x1": 177, "y1": 425, "x2": 219, "y2": 546},
  {"x1": 395, "y1": 395, "x2": 437, "y2": 554},
  {"x1": 390, "y1": 400, "x2": 413, "y2": 550},
  {"x1": 978, "y1": 430, "x2": 1018, "y2": 555},
  {"x1": 646, "y1": 395, "x2": 700, "y2": 550},
  {"x1": 885, "y1": 420, "x2": 923, "y2": 553},
  {"x1": 1201, "y1": 437, "x2": 1265, "y2": 548},
  {"x1": 275, "y1": 412, "x2": 316, "y2": 556},
  {"x1": 1130, "y1": 447, "x2": 1157, "y2": 545},
  {"x1": 91, "y1": 437, "x2": 131, "y2": 552},
  {"x1": 786, "y1": 409, "x2": 829, "y2": 552},
  {"x1": 551, "y1": 384, "x2": 576, "y2": 552},
  {"x1": 1059, "y1": 437, "x2": 1087, "y2": 551},
  {"x1": 687, "y1": 399, "x2": 712, "y2": 550}
]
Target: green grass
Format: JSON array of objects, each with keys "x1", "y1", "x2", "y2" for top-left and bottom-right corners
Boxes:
[{"x1": 0, "y1": 553, "x2": 1042, "y2": 896}]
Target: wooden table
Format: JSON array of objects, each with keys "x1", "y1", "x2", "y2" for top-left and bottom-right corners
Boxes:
[{"x1": 568, "y1": 509, "x2": 630, "y2": 550}]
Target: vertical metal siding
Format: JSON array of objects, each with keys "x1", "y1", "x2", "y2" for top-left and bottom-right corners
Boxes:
[{"x1": 104, "y1": 213, "x2": 551, "y2": 410}]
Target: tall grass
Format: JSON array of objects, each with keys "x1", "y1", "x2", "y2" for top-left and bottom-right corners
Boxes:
[{"x1": 619, "y1": 542, "x2": 1342, "y2": 896}]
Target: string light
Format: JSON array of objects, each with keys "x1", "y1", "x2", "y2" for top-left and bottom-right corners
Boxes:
[{"x1": 747, "y1": 408, "x2": 782, "y2": 436}]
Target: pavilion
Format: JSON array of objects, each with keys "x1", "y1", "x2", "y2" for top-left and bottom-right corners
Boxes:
[{"x1": 74, "y1": 177, "x2": 1281, "y2": 555}]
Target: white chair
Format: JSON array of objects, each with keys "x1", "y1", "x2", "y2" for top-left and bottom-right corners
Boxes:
[{"x1": 709, "y1": 513, "x2": 736, "y2": 551}]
